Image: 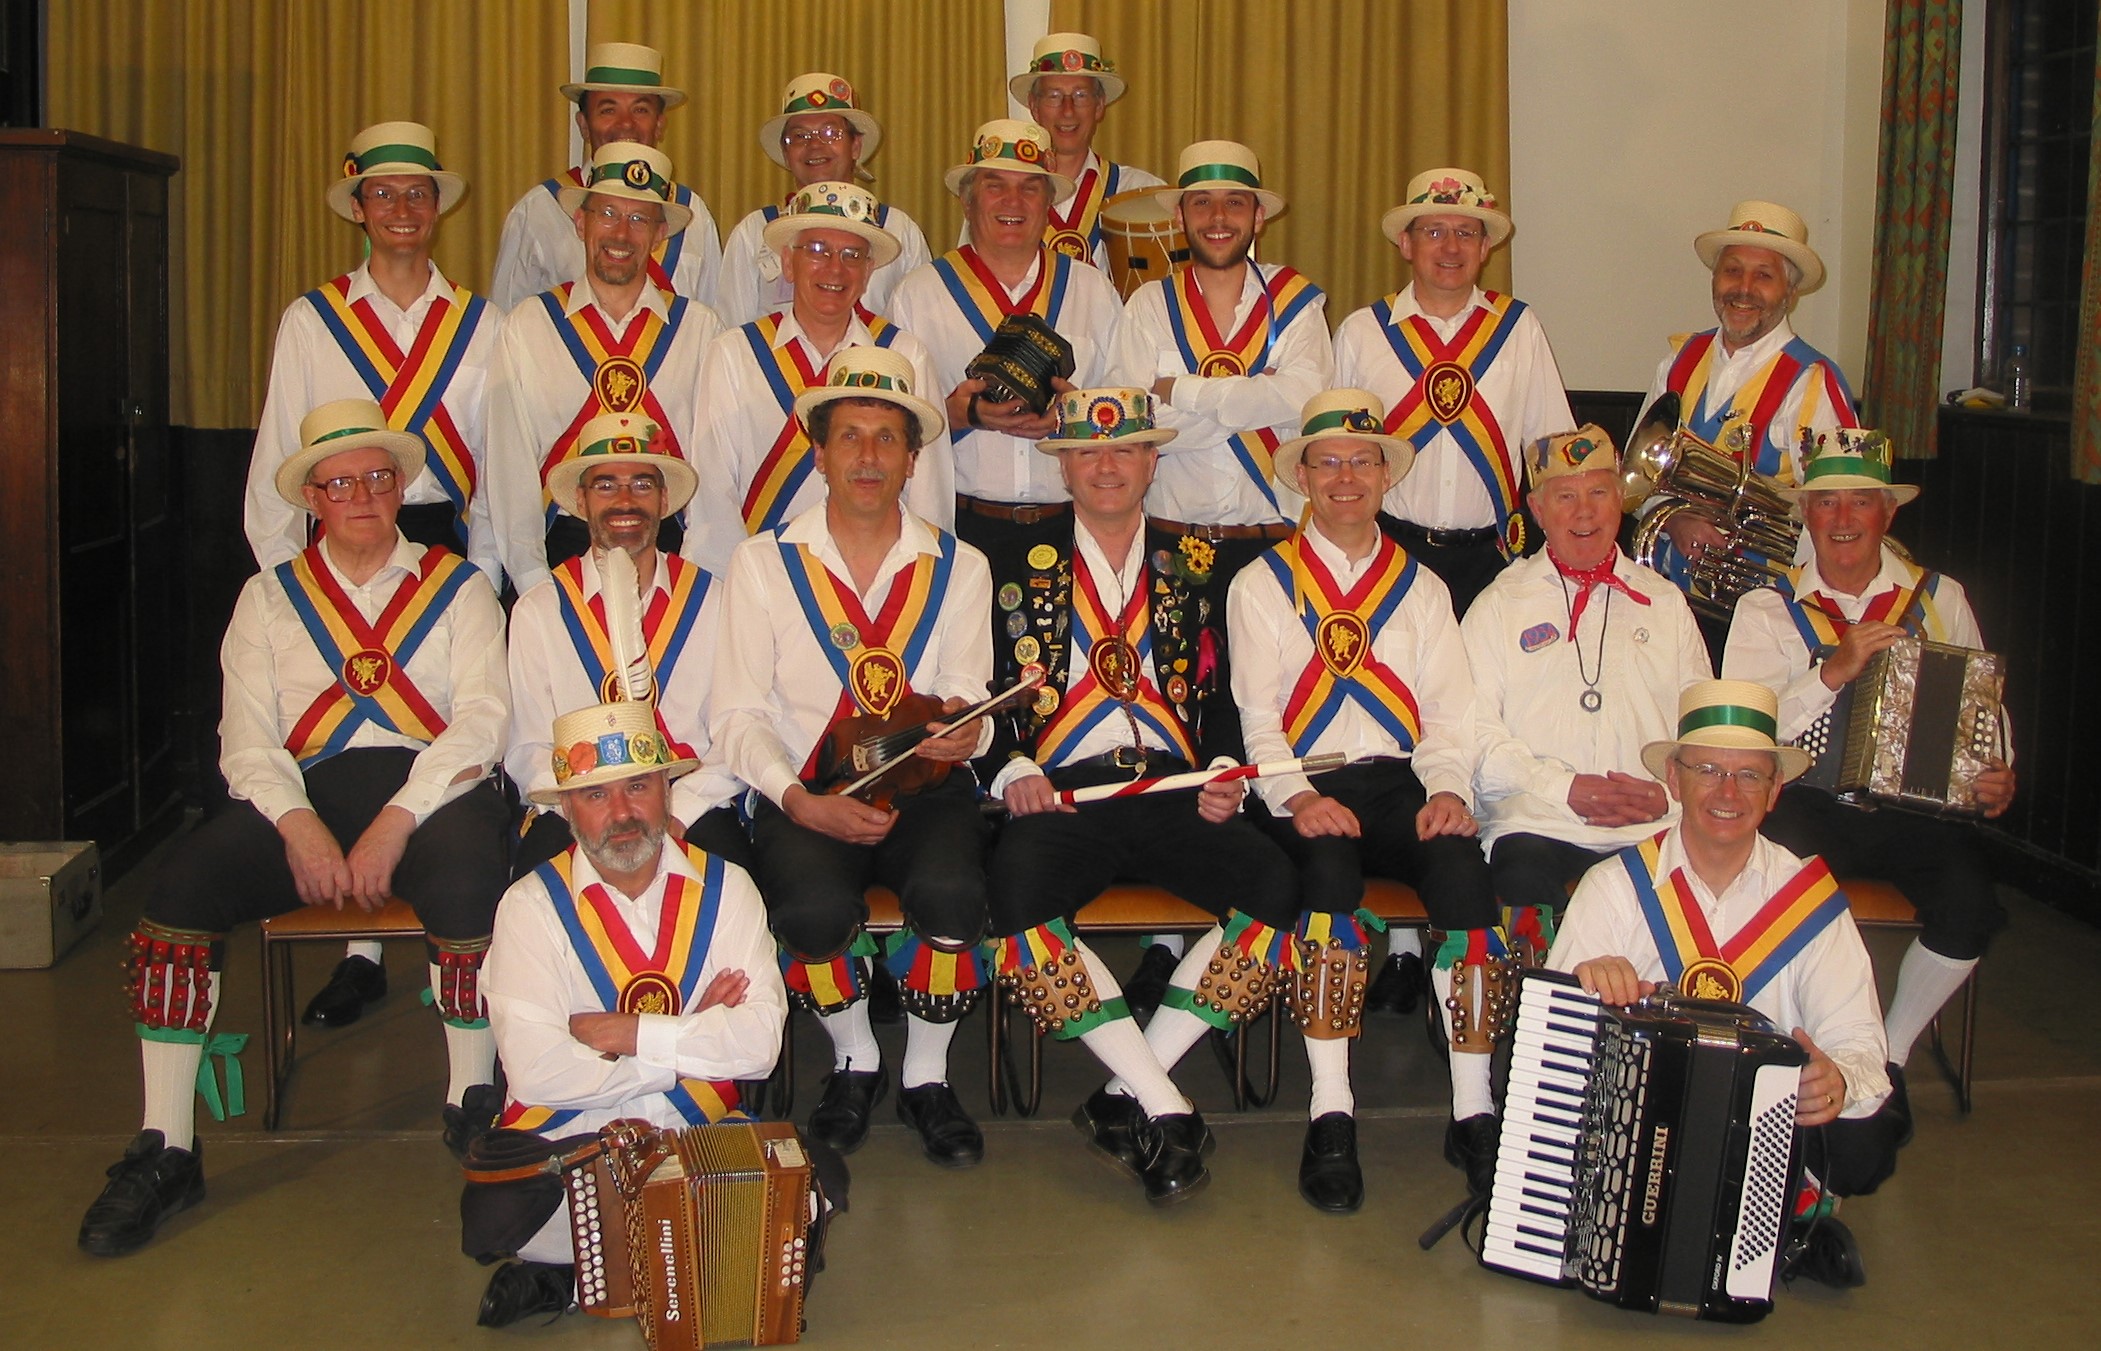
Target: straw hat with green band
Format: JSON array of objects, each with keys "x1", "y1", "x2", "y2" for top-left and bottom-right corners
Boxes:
[
  {"x1": 794, "y1": 346, "x2": 946, "y2": 445},
  {"x1": 760, "y1": 72, "x2": 883, "y2": 170},
  {"x1": 558, "y1": 42, "x2": 686, "y2": 109},
  {"x1": 1271, "y1": 388, "x2": 1414, "y2": 489},
  {"x1": 534, "y1": 701, "x2": 696, "y2": 805},
  {"x1": 761, "y1": 181, "x2": 900, "y2": 268},
  {"x1": 277, "y1": 398, "x2": 426, "y2": 511},
  {"x1": 1037, "y1": 388, "x2": 1178, "y2": 453},
  {"x1": 556, "y1": 141, "x2": 693, "y2": 234},
  {"x1": 1153, "y1": 140, "x2": 1285, "y2": 218},
  {"x1": 1780, "y1": 427, "x2": 1919, "y2": 505},
  {"x1": 1380, "y1": 167, "x2": 1512, "y2": 248},
  {"x1": 326, "y1": 121, "x2": 467, "y2": 221},
  {"x1": 1009, "y1": 32, "x2": 1127, "y2": 105},
  {"x1": 943, "y1": 119, "x2": 1075, "y2": 200},
  {"x1": 1640, "y1": 679, "x2": 1810, "y2": 783},
  {"x1": 544, "y1": 410, "x2": 698, "y2": 514}
]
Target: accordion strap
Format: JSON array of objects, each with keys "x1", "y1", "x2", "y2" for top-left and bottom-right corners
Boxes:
[{"x1": 460, "y1": 1126, "x2": 620, "y2": 1184}]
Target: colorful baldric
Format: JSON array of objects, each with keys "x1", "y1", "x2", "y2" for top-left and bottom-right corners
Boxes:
[
  {"x1": 550, "y1": 552, "x2": 709, "y2": 706},
  {"x1": 542, "y1": 168, "x2": 694, "y2": 298},
  {"x1": 929, "y1": 244, "x2": 1076, "y2": 349},
  {"x1": 1032, "y1": 549, "x2": 1195, "y2": 767},
  {"x1": 1160, "y1": 264, "x2": 1323, "y2": 509},
  {"x1": 736, "y1": 312, "x2": 900, "y2": 534},
  {"x1": 1774, "y1": 559, "x2": 1942, "y2": 658},
  {"x1": 534, "y1": 282, "x2": 691, "y2": 517},
  {"x1": 1621, "y1": 831, "x2": 1850, "y2": 1003},
  {"x1": 1665, "y1": 330, "x2": 1859, "y2": 482},
  {"x1": 1258, "y1": 533, "x2": 1425, "y2": 755},
  {"x1": 1043, "y1": 160, "x2": 1123, "y2": 260}
]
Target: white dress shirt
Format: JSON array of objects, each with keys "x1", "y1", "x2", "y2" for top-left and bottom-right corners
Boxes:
[
  {"x1": 1632, "y1": 320, "x2": 1856, "y2": 486},
  {"x1": 1332, "y1": 285, "x2": 1575, "y2": 531},
  {"x1": 712, "y1": 506, "x2": 994, "y2": 807},
  {"x1": 489, "y1": 173, "x2": 724, "y2": 313},
  {"x1": 484, "y1": 274, "x2": 723, "y2": 596},
  {"x1": 714, "y1": 200, "x2": 933, "y2": 328},
  {"x1": 1550, "y1": 826, "x2": 1892, "y2": 1116},
  {"x1": 219, "y1": 533, "x2": 509, "y2": 826},
  {"x1": 887, "y1": 248, "x2": 1123, "y2": 504},
  {"x1": 1227, "y1": 523, "x2": 1479, "y2": 810},
  {"x1": 1464, "y1": 549, "x2": 1711, "y2": 849},
  {"x1": 680, "y1": 308, "x2": 951, "y2": 575},
  {"x1": 246, "y1": 261, "x2": 502, "y2": 582},
  {"x1": 1111, "y1": 262, "x2": 1334, "y2": 526},
  {"x1": 505, "y1": 549, "x2": 740, "y2": 824}
]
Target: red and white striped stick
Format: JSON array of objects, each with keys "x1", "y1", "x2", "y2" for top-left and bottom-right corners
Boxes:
[{"x1": 1054, "y1": 752, "x2": 1348, "y2": 806}]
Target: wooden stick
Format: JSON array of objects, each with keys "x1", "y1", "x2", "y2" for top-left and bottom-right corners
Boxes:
[{"x1": 1054, "y1": 752, "x2": 1349, "y2": 806}]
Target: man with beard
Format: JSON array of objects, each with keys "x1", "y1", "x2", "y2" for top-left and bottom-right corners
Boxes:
[
  {"x1": 1007, "y1": 31, "x2": 1164, "y2": 276},
  {"x1": 486, "y1": 141, "x2": 722, "y2": 596}
]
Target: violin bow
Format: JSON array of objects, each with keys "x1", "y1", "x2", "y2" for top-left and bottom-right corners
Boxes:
[{"x1": 832, "y1": 666, "x2": 1048, "y2": 799}]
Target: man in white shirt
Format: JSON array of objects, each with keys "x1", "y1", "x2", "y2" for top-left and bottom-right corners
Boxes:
[
  {"x1": 1550, "y1": 678, "x2": 1912, "y2": 1288},
  {"x1": 485, "y1": 141, "x2": 723, "y2": 595},
  {"x1": 79, "y1": 400, "x2": 512, "y2": 1258},
  {"x1": 1333, "y1": 168, "x2": 1575, "y2": 615},
  {"x1": 714, "y1": 72, "x2": 932, "y2": 327},
  {"x1": 1008, "y1": 31, "x2": 1165, "y2": 276},
  {"x1": 464, "y1": 700, "x2": 787, "y2": 1328},
  {"x1": 1723, "y1": 429, "x2": 2013, "y2": 1084},
  {"x1": 683, "y1": 184, "x2": 948, "y2": 574},
  {"x1": 711, "y1": 353, "x2": 996, "y2": 1170},
  {"x1": 489, "y1": 42, "x2": 723, "y2": 311}
]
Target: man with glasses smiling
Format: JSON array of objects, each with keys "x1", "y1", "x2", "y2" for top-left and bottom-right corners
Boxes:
[
  {"x1": 1008, "y1": 32, "x2": 1164, "y2": 275},
  {"x1": 715, "y1": 73, "x2": 932, "y2": 327}
]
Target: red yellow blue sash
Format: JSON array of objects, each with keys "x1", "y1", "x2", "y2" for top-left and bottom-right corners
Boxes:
[
  {"x1": 303, "y1": 273, "x2": 488, "y2": 534},
  {"x1": 929, "y1": 245, "x2": 1075, "y2": 348},
  {"x1": 551, "y1": 553, "x2": 709, "y2": 710},
  {"x1": 276, "y1": 545, "x2": 473, "y2": 767},
  {"x1": 534, "y1": 282, "x2": 690, "y2": 515},
  {"x1": 1034, "y1": 551, "x2": 1196, "y2": 767},
  {"x1": 541, "y1": 171, "x2": 692, "y2": 300},
  {"x1": 1160, "y1": 264, "x2": 1324, "y2": 511},
  {"x1": 1257, "y1": 533, "x2": 1424, "y2": 755},
  {"x1": 737, "y1": 312, "x2": 901, "y2": 535},
  {"x1": 1773, "y1": 561, "x2": 1941, "y2": 658},
  {"x1": 1044, "y1": 160, "x2": 1122, "y2": 260},
  {"x1": 501, "y1": 842, "x2": 741, "y2": 1131},
  {"x1": 1622, "y1": 832, "x2": 1849, "y2": 1002},
  {"x1": 1665, "y1": 330, "x2": 1859, "y2": 482},
  {"x1": 1374, "y1": 291, "x2": 1528, "y2": 555}
]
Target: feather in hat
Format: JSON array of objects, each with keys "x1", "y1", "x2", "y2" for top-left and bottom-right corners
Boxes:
[{"x1": 597, "y1": 547, "x2": 656, "y2": 703}]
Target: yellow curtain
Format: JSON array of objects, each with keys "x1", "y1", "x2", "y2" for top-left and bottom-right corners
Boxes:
[{"x1": 1051, "y1": 0, "x2": 1510, "y2": 318}]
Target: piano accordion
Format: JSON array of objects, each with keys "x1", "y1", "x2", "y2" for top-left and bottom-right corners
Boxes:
[
  {"x1": 565, "y1": 1119, "x2": 815, "y2": 1349},
  {"x1": 1795, "y1": 636, "x2": 2005, "y2": 817},
  {"x1": 1482, "y1": 969, "x2": 1808, "y2": 1322}
]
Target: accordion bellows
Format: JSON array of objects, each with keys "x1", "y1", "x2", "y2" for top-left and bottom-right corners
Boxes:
[{"x1": 1797, "y1": 637, "x2": 2006, "y2": 816}]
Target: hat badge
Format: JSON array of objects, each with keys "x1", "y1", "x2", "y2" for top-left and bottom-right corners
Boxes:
[
  {"x1": 1560, "y1": 436, "x2": 1594, "y2": 466},
  {"x1": 1342, "y1": 410, "x2": 1380, "y2": 433},
  {"x1": 341, "y1": 153, "x2": 359, "y2": 179},
  {"x1": 829, "y1": 78, "x2": 852, "y2": 101},
  {"x1": 622, "y1": 159, "x2": 654, "y2": 190},
  {"x1": 977, "y1": 133, "x2": 1003, "y2": 161}
]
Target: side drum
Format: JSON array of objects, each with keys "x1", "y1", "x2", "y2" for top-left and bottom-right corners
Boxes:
[{"x1": 1099, "y1": 188, "x2": 1188, "y2": 299}]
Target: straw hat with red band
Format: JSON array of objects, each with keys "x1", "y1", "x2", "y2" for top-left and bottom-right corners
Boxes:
[
  {"x1": 277, "y1": 398, "x2": 425, "y2": 512},
  {"x1": 1694, "y1": 199, "x2": 1825, "y2": 295},
  {"x1": 556, "y1": 141, "x2": 693, "y2": 234},
  {"x1": 943, "y1": 119, "x2": 1076, "y2": 201},
  {"x1": 558, "y1": 42, "x2": 686, "y2": 109},
  {"x1": 1379, "y1": 167, "x2": 1512, "y2": 248},
  {"x1": 326, "y1": 121, "x2": 467, "y2": 221},
  {"x1": 760, "y1": 72, "x2": 883, "y2": 170},
  {"x1": 1009, "y1": 32, "x2": 1127, "y2": 105},
  {"x1": 1640, "y1": 679, "x2": 1811, "y2": 784},
  {"x1": 534, "y1": 700, "x2": 697, "y2": 805}
]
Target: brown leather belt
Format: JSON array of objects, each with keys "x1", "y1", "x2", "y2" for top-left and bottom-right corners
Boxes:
[
  {"x1": 1150, "y1": 518, "x2": 1295, "y2": 542},
  {"x1": 957, "y1": 495, "x2": 1072, "y2": 525}
]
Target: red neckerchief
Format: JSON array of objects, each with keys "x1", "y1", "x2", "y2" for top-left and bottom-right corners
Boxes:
[{"x1": 1549, "y1": 545, "x2": 1650, "y2": 637}]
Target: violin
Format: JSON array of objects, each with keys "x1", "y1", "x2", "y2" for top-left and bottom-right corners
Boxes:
[{"x1": 813, "y1": 668, "x2": 1048, "y2": 809}]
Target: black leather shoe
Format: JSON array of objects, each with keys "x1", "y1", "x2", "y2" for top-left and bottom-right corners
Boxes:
[
  {"x1": 442, "y1": 1082, "x2": 503, "y2": 1160},
  {"x1": 1782, "y1": 1216, "x2": 1867, "y2": 1289},
  {"x1": 1122, "y1": 943, "x2": 1180, "y2": 1019},
  {"x1": 1071, "y1": 1087, "x2": 1146, "y2": 1179},
  {"x1": 476, "y1": 1260, "x2": 575, "y2": 1328},
  {"x1": 1298, "y1": 1112, "x2": 1364, "y2": 1214},
  {"x1": 1444, "y1": 1113, "x2": 1500, "y2": 1197},
  {"x1": 1139, "y1": 1111, "x2": 1211, "y2": 1205},
  {"x1": 302, "y1": 954, "x2": 387, "y2": 1028},
  {"x1": 1366, "y1": 952, "x2": 1423, "y2": 1015},
  {"x1": 866, "y1": 963, "x2": 904, "y2": 1025},
  {"x1": 896, "y1": 1083, "x2": 984, "y2": 1168},
  {"x1": 807, "y1": 1064, "x2": 887, "y2": 1154},
  {"x1": 78, "y1": 1130, "x2": 205, "y2": 1257}
]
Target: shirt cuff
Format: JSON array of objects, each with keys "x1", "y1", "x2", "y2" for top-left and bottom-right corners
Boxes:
[
  {"x1": 633, "y1": 1013, "x2": 679, "y2": 1070},
  {"x1": 989, "y1": 755, "x2": 1046, "y2": 798},
  {"x1": 755, "y1": 761, "x2": 803, "y2": 809}
]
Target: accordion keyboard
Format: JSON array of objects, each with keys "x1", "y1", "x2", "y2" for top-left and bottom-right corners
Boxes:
[{"x1": 1483, "y1": 974, "x2": 1603, "y2": 1283}]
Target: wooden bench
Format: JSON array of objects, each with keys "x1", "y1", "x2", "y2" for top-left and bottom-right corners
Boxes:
[{"x1": 256, "y1": 898, "x2": 425, "y2": 1129}]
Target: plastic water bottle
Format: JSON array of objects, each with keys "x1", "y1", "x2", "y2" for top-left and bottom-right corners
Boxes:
[{"x1": 2006, "y1": 345, "x2": 2032, "y2": 410}]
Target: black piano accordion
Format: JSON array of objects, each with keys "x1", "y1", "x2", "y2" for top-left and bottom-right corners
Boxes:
[
  {"x1": 1795, "y1": 636, "x2": 2006, "y2": 817},
  {"x1": 965, "y1": 312, "x2": 1075, "y2": 414},
  {"x1": 564, "y1": 1119, "x2": 815, "y2": 1349},
  {"x1": 1481, "y1": 969, "x2": 1809, "y2": 1322}
]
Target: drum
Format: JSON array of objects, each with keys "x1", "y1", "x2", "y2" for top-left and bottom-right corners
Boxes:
[{"x1": 1099, "y1": 188, "x2": 1187, "y2": 298}]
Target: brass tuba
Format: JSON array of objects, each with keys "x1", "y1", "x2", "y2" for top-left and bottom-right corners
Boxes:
[{"x1": 1622, "y1": 395, "x2": 1802, "y2": 619}]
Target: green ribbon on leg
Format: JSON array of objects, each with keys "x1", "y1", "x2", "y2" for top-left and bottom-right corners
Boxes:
[{"x1": 196, "y1": 1032, "x2": 248, "y2": 1121}]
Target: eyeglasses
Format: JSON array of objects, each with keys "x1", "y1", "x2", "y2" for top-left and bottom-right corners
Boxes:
[
  {"x1": 360, "y1": 184, "x2": 435, "y2": 208},
  {"x1": 1305, "y1": 452, "x2": 1385, "y2": 474},
  {"x1": 308, "y1": 467, "x2": 400, "y2": 501},
  {"x1": 1033, "y1": 89, "x2": 1100, "y2": 109},
  {"x1": 1673, "y1": 757, "x2": 1774, "y2": 792},
  {"x1": 1408, "y1": 224, "x2": 1487, "y2": 244},
  {"x1": 781, "y1": 125, "x2": 852, "y2": 147},
  {"x1": 791, "y1": 239, "x2": 872, "y2": 267},
  {"x1": 590, "y1": 202, "x2": 663, "y2": 231},
  {"x1": 582, "y1": 474, "x2": 664, "y2": 498}
]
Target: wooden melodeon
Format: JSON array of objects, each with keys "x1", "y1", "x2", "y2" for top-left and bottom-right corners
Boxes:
[
  {"x1": 1795, "y1": 636, "x2": 2006, "y2": 817},
  {"x1": 565, "y1": 1119, "x2": 815, "y2": 1349}
]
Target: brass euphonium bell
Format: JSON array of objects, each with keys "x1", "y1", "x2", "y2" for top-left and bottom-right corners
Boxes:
[{"x1": 1622, "y1": 397, "x2": 1804, "y2": 618}]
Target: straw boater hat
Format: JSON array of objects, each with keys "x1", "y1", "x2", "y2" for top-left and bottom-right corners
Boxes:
[
  {"x1": 276, "y1": 398, "x2": 424, "y2": 511},
  {"x1": 1036, "y1": 388, "x2": 1178, "y2": 454},
  {"x1": 1640, "y1": 679, "x2": 1811, "y2": 784},
  {"x1": 943, "y1": 119, "x2": 1076, "y2": 201},
  {"x1": 1154, "y1": 140, "x2": 1286, "y2": 218},
  {"x1": 1780, "y1": 427, "x2": 1918, "y2": 505},
  {"x1": 558, "y1": 42, "x2": 686, "y2": 109},
  {"x1": 1271, "y1": 388, "x2": 1413, "y2": 489},
  {"x1": 1694, "y1": 199, "x2": 1825, "y2": 295},
  {"x1": 1009, "y1": 31, "x2": 1127, "y2": 105},
  {"x1": 326, "y1": 121, "x2": 467, "y2": 221},
  {"x1": 761, "y1": 181, "x2": 901, "y2": 268},
  {"x1": 544, "y1": 410, "x2": 699, "y2": 515},
  {"x1": 793, "y1": 346, "x2": 946, "y2": 444},
  {"x1": 534, "y1": 700, "x2": 696, "y2": 805},
  {"x1": 1379, "y1": 167, "x2": 1513, "y2": 248},
  {"x1": 556, "y1": 141, "x2": 693, "y2": 234},
  {"x1": 1525, "y1": 424, "x2": 1620, "y2": 489},
  {"x1": 760, "y1": 72, "x2": 884, "y2": 170}
]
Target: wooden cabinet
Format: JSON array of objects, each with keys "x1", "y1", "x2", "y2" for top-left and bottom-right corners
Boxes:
[{"x1": 0, "y1": 131, "x2": 182, "y2": 858}]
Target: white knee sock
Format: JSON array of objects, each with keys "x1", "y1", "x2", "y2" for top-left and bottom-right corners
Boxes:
[
  {"x1": 1387, "y1": 929, "x2": 1423, "y2": 959},
  {"x1": 429, "y1": 962, "x2": 497, "y2": 1106},
  {"x1": 1429, "y1": 963, "x2": 1497, "y2": 1117},
  {"x1": 1883, "y1": 939, "x2": 1977, "y2": 1068},
  {"x1": 1305, "y1": 1036, "x2": 1355, "y2": 1119},
  {"x1": 1144, "y1": 933, "x2": 1185, "y2": 958},
  {"x1": 818, "y1": 999, "x2": 881, "y2": 1072},
  {"x1": 1136, "y1": 927, "x2": 1226, "y2": 1073},
  {"x1": 899, "y1": 1015, "x2": 957, "y2": 1089},
  {"x1": 1069, "y1": 940, "x2": 1190, "y2": 1117},
  {"x1": 344, "y1": 940, "x2": 383, "y2": 966},
  {"x1": 140, "y1": 972, "x2": 218, "y2": 1149}
]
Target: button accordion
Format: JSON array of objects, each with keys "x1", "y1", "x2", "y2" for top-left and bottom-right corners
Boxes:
[
  {"x1": 1481, "y1": 970, "x2": 1808, "y2": 1322},
  {"x1": 1795, "y1": 636, "x2": 2006, "y2": 817},
  {"x1": 565, "y1": 1119, "x2": 815, "y2": 1349}
]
